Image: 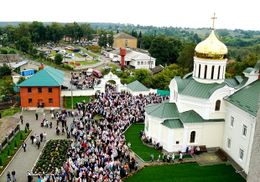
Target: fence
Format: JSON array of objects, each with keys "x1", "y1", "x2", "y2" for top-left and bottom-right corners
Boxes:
[{"x1": 0, "y1": 125, "x2": 20, "y2": 152}]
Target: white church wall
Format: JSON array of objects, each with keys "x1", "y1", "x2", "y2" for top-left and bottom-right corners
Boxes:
[
  {"x1": 176, "y1": 86, "x2": 234, "y2": 120},
  {"x1": 160, "y1": 125, "x2": 169, "y2": 147},
  {"x1": 177, "y1": 95, "x2": 210, "y2": 119},
  {"x1": 183, "y1": 122, "x2": 224, "y2": 149},
  {"x1": 223, "y1": 102, "x2": 256, "y2": 174}
]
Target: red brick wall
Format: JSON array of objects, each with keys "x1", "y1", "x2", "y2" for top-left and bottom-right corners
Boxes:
[{"x1": 20, "y1": 87, "x2": 61, "y2": 108}]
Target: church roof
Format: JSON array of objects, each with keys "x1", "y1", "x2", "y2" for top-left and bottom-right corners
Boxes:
[
  {"x1": 18, "y1": 66, "x2": 64, "y2": 87},
  {"x1": 145, "y1": 101, "x2": 224, "y2": 126},
  {"x1": 145, "y1": 101, "x2": 179, "y2": 118},
  {"x1": 225, "y1": 80, "x2": 260, "y2": 117},
  {"x1": 162, "y1": 119, "x2": 183, "y2": 129},
  {"x1": 175, "y1": 77, "x2": 226, "y2": 99},
  {"x1": 180, "y1": 110, "x2": 224, "y2": 123},
  {"x1": 127, "y1": 80, "x2": 149, "y2": 92},
  {"x1": 114, "y1": 32, "x2": 136, "y2": 40}
]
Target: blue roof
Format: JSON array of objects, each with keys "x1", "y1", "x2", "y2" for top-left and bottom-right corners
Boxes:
[{"x1": 18, "y1": 67, "x2": 64, "y2": 87}]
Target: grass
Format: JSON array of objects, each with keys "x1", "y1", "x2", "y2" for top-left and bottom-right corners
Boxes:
[
  {"x1": 125, "y1": 124, "x2": 161, "y2": 161},
  {"x1": 78, "y1": 60, "x2": 99, "y2": 65},
  {"x1": 64, "y1": 96, "x2": 92, "y2": 109},
  {"x1": 125, "y1": 124, "x2": 191, "y2": 161},
  {"x1": 0, "y1": 107, "x2": 20, "y2": 117},
  {"x1": 125, "y1": 163, "x2": 245, "y2": 182},
  {"x1": 0, "y1": 130, "x2": 30, "y2": 172}
]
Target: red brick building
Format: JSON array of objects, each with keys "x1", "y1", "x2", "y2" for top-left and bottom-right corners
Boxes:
[{"x1": 19, "y1": 67, "x2": 64, "y2": 109}]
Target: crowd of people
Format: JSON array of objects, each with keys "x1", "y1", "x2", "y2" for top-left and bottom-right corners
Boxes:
[
  {"x1": 70, "y1": 71, "x2": 100, "y2": 89},
  {"x1": 36, "y1": 85, "x2": 167, "y2": 181}
]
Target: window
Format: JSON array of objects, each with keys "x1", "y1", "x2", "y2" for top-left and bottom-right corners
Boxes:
[
  {"x1": 49, "y1": 98, "x2": 53, "y2": 104},
  {"x1": 28, "y1": 88, "x2": 32, "y2": 93},
  {"x1": 217, "y1": 66, "x2": 221, "y2": 79},
  {"x1": 230, "y1": 116, "x2": 234, "y2": 127},
  {"x1": 215, "y1": 100, "x2": 221, "y2": 111},
  {"x1": 176, "y1": 141, "x2": 179, "y2": 144},
  {"x1": 38, "y1": 87, "x2": 42, "y2": 93},
  {"x1": 242, "y1": 125, "x2": 247, "y2": 136},
  {"x1": 198, "y1": 64, "x2": 201, "y2": 78},
  {"x1": 211, "y1": 66, "x2": 215, "y2": 79},
  {"x1": 28, "y1": 98, "x2": 32, "y2": 104},
  {"x1": 239, "y1": 148, "x2": 244, "y2": 160},
  {"x1": 137, "y1": 61, "x2": 140, "y2": 65},
  {"x1": 227, "y1": 138, "x2": 231, "y2": 148},
  {"x1": 204, "y1": 65, "x2": 207, "y2": 79},
  {"x1": 190, "y1": 131, "x2": 196, "y2": 143},
  {"x1": 48, "y1": 88, "x2": 52, "y2": 93}
]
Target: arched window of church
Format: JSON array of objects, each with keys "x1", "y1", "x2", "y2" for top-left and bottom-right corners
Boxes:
[
  {"x1": 211, "y1": 66, "x2": 215, "y2": 79},
  {"x1": 215, "y1": 100, "x2": 221, "y2": 111},
  {"x1": 190, "y1": 131, "x2": 196, "y2": 143},
  {"x1": 217, "y1": 66, "x2": 221, "y2": 79},
  {"x1": 204, "y1": 65, "x2": 208, "y2": 79},
  {"x1": 198, "y1": 64, "x2": 201, "y2": 78}
]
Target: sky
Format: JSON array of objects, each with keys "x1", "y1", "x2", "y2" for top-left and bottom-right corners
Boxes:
[{"x1": 1, "y1": 0, "x2": 260, "y2": 30}]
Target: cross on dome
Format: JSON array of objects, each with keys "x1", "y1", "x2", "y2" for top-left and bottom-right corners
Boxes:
[{"x1": 211, "y1": 12, "x2": 217, "y2": 30}]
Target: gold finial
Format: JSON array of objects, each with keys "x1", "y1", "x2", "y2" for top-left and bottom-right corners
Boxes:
[{"x1": 211, "y1": 12, "x2": 217, "y2": 30}]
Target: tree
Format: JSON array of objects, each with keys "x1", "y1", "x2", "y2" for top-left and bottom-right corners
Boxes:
[
  {"x1": 15, "y1": 36, "x2": 32, "y2": 53},
  {"x1": 133, "y1": 69, "x2": 152, "y2": 87},
  {"x1": 80, "y1": 23, "x2": 94, "y2": 40},
  {"x1": 149, "y1": 36, "x2": 182, "y2": 65},
  {"x1": 177, "y1": 42, "x2": 196, "y2": 71},
  {"x1": 107, "y1": 32, "x2": 114, "y2": 47},
  {"x1": 46, "y1": 22, "x2": 64, "y2": 43},
  {"x1": 17, "y1": 77, "x2": 26, "y2": 84},
  {"x1": 137, "y1": 31, "x2": 142, "y2": 48},
  {"x1": 0, "y1": 63, "x2": 11, "y2": 76},
  {"x1": 29, "y1": 21, "x2": 46, "y2": 43},
  {"x1": 54, "y1": 54, "x2": 63, "y2": 65}
]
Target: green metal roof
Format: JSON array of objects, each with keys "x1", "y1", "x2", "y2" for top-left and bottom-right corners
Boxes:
[
  {"x1": 243, "y1": 67, "x2": 255, "y2": 74},
  {"x1": 179, "y1": 79, "x2": 226, "y2": 99},
  {"x1": 145, "y1": 101, "x2": 179, "y2": 118},
  {"x1": 127, "y1": 80, "x2": 149, "y2": 92},
  {"x1": 157, "y1": 89, "x2": 170, "y2": 96},
  {"x1": 19, "y1": 67, "x2": 64, "y2": 87},
  {"x1": 225, "y1": 80, "x2": 260, "y2": 116},
  {"x1": 162, "y1": 119, "x2": 183, "y2": 129},
  {"x1": 179, "y1": 110, "x2": 224, "y2": 123}
]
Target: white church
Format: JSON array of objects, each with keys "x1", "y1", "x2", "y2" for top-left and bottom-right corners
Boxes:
[{"x1": 144, "y1": 27, "x2": 260, "y2": 175}]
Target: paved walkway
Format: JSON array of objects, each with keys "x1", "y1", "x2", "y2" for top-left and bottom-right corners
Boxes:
[{"x1": 0, "y1": 111, "x2": 73, "y2": 182}]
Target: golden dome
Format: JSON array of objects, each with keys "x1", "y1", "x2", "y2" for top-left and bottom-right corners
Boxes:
[{"x1": 195, "y1": 30, "x2": 228, "y2": 59}]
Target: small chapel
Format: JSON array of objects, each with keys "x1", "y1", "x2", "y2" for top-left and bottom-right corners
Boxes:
[{"x1": 144, "y1": 15, "x2": 260, "y2": 175}]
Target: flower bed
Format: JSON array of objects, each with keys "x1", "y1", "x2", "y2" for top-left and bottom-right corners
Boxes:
[{"x1": 33, "y1": 140, "x2": 70, "y2": 174}]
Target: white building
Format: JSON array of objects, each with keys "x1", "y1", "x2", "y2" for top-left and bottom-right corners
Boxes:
[
  {"x1": 144, "y1": 28, "x2": 260, "y2": 176},
  {"x1": 109, "y1": 49, "x2": 156, "y2": 69}
]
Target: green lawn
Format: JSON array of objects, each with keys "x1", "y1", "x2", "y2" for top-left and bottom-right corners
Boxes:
[
  {"x1": 78, "y1": 60, "x2": 99, "y2": 65},
  {"x1": 125, "y1": 124, "x2": 162, "y2": 161},
  {"x1": 64, "y1": 96, "x2": 92, "y2": 109},
  {"x1": 125, "y1": 124, "x2": 191, "y2": 162},
  {"x1": 125, "y1": 163, "x2": 245, "y2": 182},
  {"x1": 0, "y1": 107, "x2": 20, "y2": 117}
]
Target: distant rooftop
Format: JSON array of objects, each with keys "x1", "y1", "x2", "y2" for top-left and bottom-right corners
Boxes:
[{"x1": 114, "y1": 32, "x2": 136, "y2": 40}]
